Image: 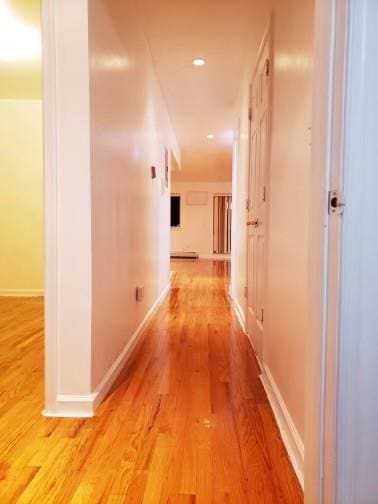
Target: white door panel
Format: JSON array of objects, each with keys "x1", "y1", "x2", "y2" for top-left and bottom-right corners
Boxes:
[{"x1": 246, "y1": 39, "x2": 270, "y2": 364}]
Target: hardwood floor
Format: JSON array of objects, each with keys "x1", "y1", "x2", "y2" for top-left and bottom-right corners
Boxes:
[{"x1": 0, "y1": 260, "x2": 303, "y2": 503}]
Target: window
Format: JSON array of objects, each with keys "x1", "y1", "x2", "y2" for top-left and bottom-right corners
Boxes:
[{"x1": 170, "y1": 194, "x2": 181, "y2": 227}]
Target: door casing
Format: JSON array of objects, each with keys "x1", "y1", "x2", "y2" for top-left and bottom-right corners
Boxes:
[
  {"x1": 245, "y1": 22, "x2": 273, "y2": 367},
  {"x1": 306, "y1": 0, "x2": 349, "y2": 502}
]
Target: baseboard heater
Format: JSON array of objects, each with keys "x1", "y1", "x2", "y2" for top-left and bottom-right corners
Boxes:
[{"x1": 170, "y1": 251, "x2": 199, "y2": 259}]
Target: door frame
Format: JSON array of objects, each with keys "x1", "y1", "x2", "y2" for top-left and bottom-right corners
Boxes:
[
  {"x1": 309, "y1": 0, "x2": 378, "y2": 501},
  {"x1": 231, "y1": 122, "x2": 240, "y2": 302},
  {"x1": 42, "y1": 0, "x2": 93, "y2": 416},
  {"x1": 42, "y1": 0, "x2": 58, "y2": 413},
  {"x1": 305, "y1": 0, "x2": 349, "y2": 501},
  {"x1": 245, "y1": 19, "x2": 273, "y2": 366}
]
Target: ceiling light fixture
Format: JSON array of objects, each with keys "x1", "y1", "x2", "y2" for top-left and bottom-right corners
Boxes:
[
  {"x1": 193, "y1": 58, "x2": 206, "y2": 66},
  {"x1": 206, "y1": 134, "x2": 215, "y2": 139}
]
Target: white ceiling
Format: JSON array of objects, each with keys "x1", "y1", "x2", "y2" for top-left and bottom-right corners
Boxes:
[{"x1": 137, "y1": 0, "x2": 255, "y2": 182}]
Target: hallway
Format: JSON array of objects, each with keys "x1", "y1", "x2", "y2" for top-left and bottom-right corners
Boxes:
[{"x1": 0, "y1": 260, "x2": 302, "y2": 503}]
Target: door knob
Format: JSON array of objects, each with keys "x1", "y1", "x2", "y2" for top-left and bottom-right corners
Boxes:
[{"x1": 247, "y1": 219, "x2": 259, "y2": 227}]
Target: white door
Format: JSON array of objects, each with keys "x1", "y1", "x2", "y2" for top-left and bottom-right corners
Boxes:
[{"x1": 246, "y1": 40, "x2": 270, "y2": 363}]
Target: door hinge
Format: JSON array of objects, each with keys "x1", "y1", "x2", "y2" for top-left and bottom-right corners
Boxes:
[
  {"x1": 248, "y1": 106, "x2": 252, "y2": 121},
  {"x1": 263, "y1": 186, "x2": 266, "y2": 202},
  {"x1": 265, "y1": 58, "x2": 270, "y2": 77},
  {"x1": 244, "y1": 286, "x2": 248, "y2": 298},
  {"x1": 328, "y1": 190, "x2": 345, "y2": 215},
  {"x1": 261, "y1": 308, "x2": 264, "y2": 323},
  {"x1": 246, "y1": 199, "x2": 250, "y2": 211}
]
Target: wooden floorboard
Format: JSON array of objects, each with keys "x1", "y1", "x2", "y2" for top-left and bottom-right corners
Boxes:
[{"x1": 0, "y1": 259, "x2": 303, "y2": 503}]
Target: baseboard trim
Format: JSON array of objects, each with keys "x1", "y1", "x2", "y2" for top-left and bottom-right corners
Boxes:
[
  {"x1": 231, "y1": 295, "x2": 247, "y2": 334},
  {"x1": 229, "y1": 294, "x2": 303, "y2": 487},
  {"x1": 0, "y1": 289, "x2": 44, "y2": 297},
  {"x1": 92, "y1": 282, "x2": 171, "y2": 410},
  {"x1": 43, "y1": 394, "x2": 95, "y2": 418},
  {"x1": 199, "y1": 254, "x2": 231, "y2": 261},
  {"x1": 260, "y1": 365, "x2": 304, "y2": 489},
  {"x1": 232, "y1": 300, "x2": 262, "y2": 371},
  {"x1": 43, "y1": 282, "x2": 171, "y2": 418},
  {"x1": 170, "y1": 252, "x2": 199, "y2": 259}
]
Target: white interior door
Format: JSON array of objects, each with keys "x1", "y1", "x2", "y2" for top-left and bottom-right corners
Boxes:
[{"x1": 246, "y1": 39, "x2": 270, "y2": 364}]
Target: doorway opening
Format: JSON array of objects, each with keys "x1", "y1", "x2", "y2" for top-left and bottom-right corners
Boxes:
[
  {"x1": 0, "y1": 0, "x2": 45, "y2": 453},
  {"x1": 213, "y1": 194, "x2": 232, "y2": 255},
  {"x1": 170, "y1": 182, "x2": 233, "y2": 262}
]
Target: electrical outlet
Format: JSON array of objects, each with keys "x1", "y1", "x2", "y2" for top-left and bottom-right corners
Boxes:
[{"x1": 136, "y1": 286, "x2": 144, "y2": 302}]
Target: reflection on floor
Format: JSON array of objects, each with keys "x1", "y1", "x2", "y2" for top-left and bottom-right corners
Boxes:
[{"x1": 0, "y1": 260, "x2": 302, "y2": 503}]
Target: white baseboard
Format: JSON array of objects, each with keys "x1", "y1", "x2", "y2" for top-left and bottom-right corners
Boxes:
[
  {"x1": 92, "y1": 282, "x2": 170, "y2": 410},
  {"x1": 43, "y1": 395, "x2": 95, "y2": 418},
  {"x1": 199, "y1": 254, "x2": 231, "y2": 261},
  {"x1": 231, "y1": 298, "x2": 262, "y2": 370},
  {"x1": 231, "y1": 294, "x2": 303, "y2": 487},
  {"x1": 43, "y1": 282, "x2": 171, "y2": 418},
  {"x1": 0, "y1": 289, "x2": 44, "y2": 297},
  {"x1": 231, "y1": 295, "x2": 247, "y2": 334},
  {"x1": 260, "y1": 366, "x2": 304, "y2": 489}
]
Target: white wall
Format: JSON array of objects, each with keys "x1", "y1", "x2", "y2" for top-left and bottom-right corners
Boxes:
[
  {"x1": 171, "y1": 181, "x2": 232, "y2": 258},
  {"x1": 232, "y1": 0, "x2": 314, "y2": 479},
  {"x1": 88, "y1": 0, "x2": 180, "y2": 391},
  {"x1": 43, "y1": 0, "x2": 93, "y2": 411},
  {"x1": 43, "y1": 0, "x2": 180, "y2": 414}
]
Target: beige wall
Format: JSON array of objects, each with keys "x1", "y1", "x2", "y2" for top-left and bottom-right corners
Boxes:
[
  {"x1": 171, "y1": 181, "x2": 232, "y2": 257},
  {"x1": 0, "y1": 0, "x2": 41, "y2": 99},
  {"x1": 88, "y1": 0, "x2": 180, "y2": 390},
  {"x1": 233, "y1": 0, "x2": 314, "y2": 447},
  {"x1": 0, "y1": 0, "x2": 43, "y2": 295},
  {"x1": 0, "y1": 99, "x2": 44, "y2": 295}
]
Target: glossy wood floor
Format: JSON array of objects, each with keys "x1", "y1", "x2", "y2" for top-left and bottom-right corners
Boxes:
[{"x1": 0, "y1": 260, "x2": 303, "y2": 503}]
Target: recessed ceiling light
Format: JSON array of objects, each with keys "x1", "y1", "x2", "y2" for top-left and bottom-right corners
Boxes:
[
  {"x1": 193, "y1": 58, "x2": 206, "y2": 66},
  {"x1": 206, "y1": 134, "x2": 215, "y2": 139}
]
